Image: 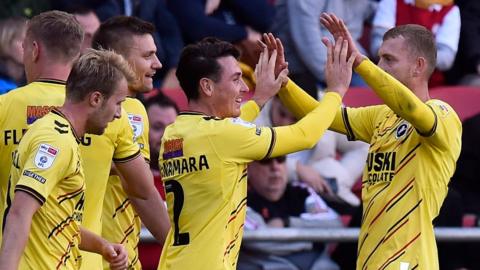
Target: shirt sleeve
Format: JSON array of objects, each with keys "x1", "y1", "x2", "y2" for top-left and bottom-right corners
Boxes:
[
  {"x1": 127, "y1": 99, "x2": 151, "y2": 162},
  {"x1": 112, "y1": 109, "x2": 141, "y2": 163},
  {"x1": 423, "y1": 100, "x2": 462, "y2": 150},
  {"x1": 15, "y1": 135, "x2": 73, "y2": 205},
  {"x1": 212, "y1": 118, "x2": 275, "y2": 162},
  {"x1": 339, "y1": 105, "x2": 386, "y2": 143},
  {"x1": 354, "y1": 59, "x2": 437, "y2": 136},
  {"x1": 239, "y1": 100, "x2": 260, "y2": 122}
]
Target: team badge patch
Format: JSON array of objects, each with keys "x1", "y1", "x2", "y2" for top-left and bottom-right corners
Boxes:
[
  {"x1": 128, "y1": 114, "x2": 144, "y2": 141},
  {"x1": 231, "y1": 117, "x2": 255, "y2": 128},
  {"x1": 395, "y1": 122, "x2": 409, "y2": 139},
  {"x1": 34, "y1": 143, "x2": 58, "y2": 169}
]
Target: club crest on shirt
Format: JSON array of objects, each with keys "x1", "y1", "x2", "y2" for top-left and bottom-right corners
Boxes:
[
  {"x1": 231, "y1": 117, "x2": 255, "y2": 128},
  {"x1": 34, "y1": 143, "x2": 58, "y2": 169},
  {"x1": 432, "y1": 101, "x2": 450, "y2": 117},
  {"x1": 395, "y1": 121, "x2": 409, "y2": 139},
  {"x1": 128, "y1": 114, "x2": 143, "y2": 141}
]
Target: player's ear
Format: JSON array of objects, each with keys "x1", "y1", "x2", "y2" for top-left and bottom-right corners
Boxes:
[
  {"x1": 89, "y1": 91, "x2": 104, "y2": 107},
  {"x1": 32, "y1": 41, "x2": 40, "y2": 62},
  {"x1": 413, "y1": 56, "x2": 427, "y2": 78},
  {"x1": 199, "y1": 77, "x2": 214, "y2": 97}
]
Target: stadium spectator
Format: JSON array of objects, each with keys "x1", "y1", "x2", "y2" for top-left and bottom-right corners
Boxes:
[
  {"x1": 370, "y1": 0, "x2": 460, "y2": 87},
  {"x1": 144, "y1": 92, "x2": 179, "y2": 175},
  {"x1": 0, "y1": 49, "x2": 131, "y2": 270},
  {"x1": 0, "y1": 17, "x2": 27, "y2": 94},
  {"x1": 157, "y1": 36, "x2": 355, "y2": 269},
  {"x1": 272, "y1": 0, "x2": 377, "y2": 98},
  {"x1": 267, "y1": 13, "x2": 462, "y2": 269},
  {"x1": 167, "y1": 0, "x2": 275, "y2": 68},
  {"x1": 73, "y1": 8, "x2": 100, "y2": 53},
  {"x1": 446, "y1": 0, "x2": 480, "y2": 86},
  {"x1": 238, "y1": 156, "x2": 341, "y2": 270}
]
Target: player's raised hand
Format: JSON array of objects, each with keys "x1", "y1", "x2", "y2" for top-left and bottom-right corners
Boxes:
[
  {"x1": 252, "y1": 46, "x2": 289, "y2": 107},
  {"x1": 322, "y1": 36, "x2": 356, "y2": 98},
  {"x1": 102, "y1": 243, "x2": 128, "y2": 270},
  {"x1": 320, "y1": 13, "x2": 365, "y2": 67},
  {"x1": 257, "y1": 33, "x2": 288, "y2": 79}
]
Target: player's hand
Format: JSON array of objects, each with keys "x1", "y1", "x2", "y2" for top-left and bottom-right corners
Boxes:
[
  {"x1": 252, "y1": 46, "x2": 289, "y2": 107},
  {"x1": 297, "y1": 163, "x2": 333, "y2": 195},
  {"x1": 320, "y1": 13, "x2": 365, "y2": 67},
  {"x1": 101, "y1": 243, "x2": 128, "y2": 270},
  {"x1": 322, "y1": 37, "x2": 355, "y2": 98},
  {"x1": 257, "y1": 33, "x2": 289, "y2": 80}
]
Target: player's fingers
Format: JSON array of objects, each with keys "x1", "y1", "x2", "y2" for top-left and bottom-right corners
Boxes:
[
  {"x1": 333, "y1": 36, "x2": 343, "y2": 64},
  {"x1": 322, "y1": 37, "x2": 333, "y2": 65},
  {"x1": 347, "y1": 52, "x2": 357, "y2": 68},
  {"x1": 268, "y1": 49, "x2": 278, "y2": 72},
  {"x1": 257, "y1": 39, "x2": 267, "y2": 50},
  {"x1": 275, "y1": 67, "x2": 289, "y2": 85},
  {"x1": 275, "y1": 38, "x2": 284, "y2": 57},
  {"x1": 340, "y1": 39, "x2": 348, "y2": 63}
]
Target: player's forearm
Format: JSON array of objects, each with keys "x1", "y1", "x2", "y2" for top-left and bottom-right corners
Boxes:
[
  {"x1": 130, "y1": 191, "x2": 171, "y2": 245},
  {"x1": 239, "y1": 100, "x2": 260, "y2": 122},
  {"x1": 278, "y1": 80, "x2": 348, "y2": 134},
  {"x1": 0, "y1": 211, "x2": 32, "y2": 269},
  {"x1": 271, "y1": 92, "x2": 342, "y2": 156},
  {"x1": 0, "y1": 192, "x2": 40, "y2": 269},
  {"x1": 79, "y1": 227, "x2": 109, "y2": 254},
  {"x1": 355, "y1": 59, "x2": 436, "y2": 134},
  {"x1": 277, "y1": 79, "x2": 319, "y2": 119}
]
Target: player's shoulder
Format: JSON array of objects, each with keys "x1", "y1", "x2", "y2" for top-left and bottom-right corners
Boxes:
[
  {"x1": 427, "y1": 99, "x2": 460, "y2": 120},
  {"x1": 123, "y1": 97, "x2": 147, "y2": 114},
  {"x1": 32, "y1": 111, "x2": 78, "y2": 144}
]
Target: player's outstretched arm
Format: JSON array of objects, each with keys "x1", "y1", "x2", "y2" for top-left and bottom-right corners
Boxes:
[
  {"x1": 79, "y1": 227, "x2": 128, "y2": 270},
  {"x1": 0, "y1": 191, "x2": 41, "y2": 270},
  {"x1": 130, "y1": 189, "x2": 170, "y2": 245},
  {"x1": 269, "y1": 38, "x2": 355, "y2": 157},
  {"x1": 115, "y1": 155, "x2": 154, "y2": 200},
  {"x1": 321, "y1": 13, "x2": 435, "y2": 134}
]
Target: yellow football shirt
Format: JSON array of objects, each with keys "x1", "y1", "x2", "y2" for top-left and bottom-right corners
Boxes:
[
  {"x1": 0, "y1": 79, "x2": 141, "y2": 269},
  {"x1": 0, "y1": 79, "x2": 66, "y2": 235},
  {"x1": 344, "y1": 101, "x2": 461, "y2": 269},
  {"x1": 157, "y1": 93, "x2": 342, "y2": 270},
  {"x1": 102, "y1": 97, "x2": 150, "y2": 270},
  {"x1": 79, "y1": 109, "x2": 141, "y2": 270},
  {"x1": 277, "y1": 60, "x2": 462, "y2": 270},
  {"x1": 5, "y1": 109, "x2": 84, "y2": 269}
]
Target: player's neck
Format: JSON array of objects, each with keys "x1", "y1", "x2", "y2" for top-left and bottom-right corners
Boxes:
[
  {"x1": 57, "y1": 103, "x2": 88, "y2": 137},
  {"x1": 34, "y1": 61, "x2": 72, "y2": 83},
  {"x1": 409, "y1": 80, "x2": 430, "y2": 102},
  {"x1": 188, "y1": 100, "x2": 217, "y2": 117}
]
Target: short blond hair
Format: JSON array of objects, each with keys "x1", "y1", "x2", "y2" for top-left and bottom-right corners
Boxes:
[{"x1": 66, "y1": 49, "x2": 136, "y2": 102}]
